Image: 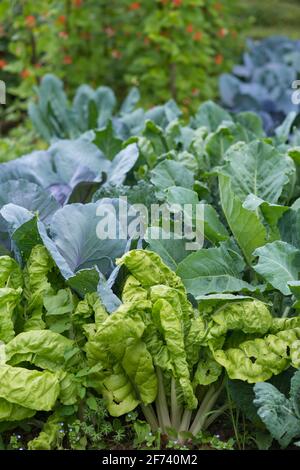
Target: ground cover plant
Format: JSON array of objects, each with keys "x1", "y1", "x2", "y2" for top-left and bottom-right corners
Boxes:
[{"x1": 0, "y1": 85, "x2": 300, "y2": 450}]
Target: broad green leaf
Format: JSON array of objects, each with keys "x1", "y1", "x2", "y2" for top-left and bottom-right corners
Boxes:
[
  {"x1": 275, "y1": 111, "x2": 297, "y2": 143},
  {"x1": 0, "y1": 364, "x2": 60, "y2": 411},
  {"x1": 235, "y1": 112, "x2": 265, "y2": 138},
  {"x1": 219, "y1": 174, "x2": 267, "y2": 264},
  {"x1": 0, "y1": 179, "x2": 59, "y2": 224},
  {"x1": 27, "y1": 413, "x2": 61, "y2": 450},
  {"x1": 279, "y1": 208, "x2": 300, "y2": 249},
  {"x1": 176, "y1": 245, "x2": 256, "y2": 297},
  {"x1": 86, "y1": 303, "x2": 157, "y2": 416},
  {"x1": 243, "y1": 194, "x2": 289, "y2": 231},
  {"x1": 5, "y1": 330, "x2": 79, "y2": 371},
  {"x1": 150, "y1": 288, "x2": 197, "y2": 409},
  {"x1": 120, "y1": 87, "x2": 140, "y2": 115},
  {"x1": 93, "y1": 121, "x2": 123, "y2": 160},
  {"x1": 106, "y1": 143, "x2": 139, "y2": 186},
  {"x1": 0, "y1": 256, "x2": 22, "y2": 289},
  {"x1": 253, "y1": 241, "x2": 300, "y2": 295},
  {"x1": 208, "y1": 300, "x2": 273, "y2": 339},
  {"x1": 220, "y1": 140, "x2": 294, "y2": 204},
  {"x1": 151, "y1": 161, "x2": 194, "y2": 194},
  {"x1": 0, "y1": 287, "x2": 22, "y2": 342},
  {"x1": 142, "y1": 120, "x2": 168, "y2": 156},
  {"x1": 145, "y1": 227, "x2": 189, "y2": 271},
  {"x1": 0, "y1": 398, "x2": 35, "y2": 422},
  {"x1": 39, "y1": 201, "x2": 130, "y2": 294},
  {"x1": 23, "y1": 245, "x2": 54, "y2": 331},
  {"x1": 166, "y1": 187, "x2": 228, "y2": 244},
  {"x1": 214, "y1": 327, "x2": 300, "y2": 383},
  {"x1": 254, "y1": 381, "x2": 300, "y2": 448},
  {"x1": 193, "y1": 101, "x2": 232, "y2": 132}
]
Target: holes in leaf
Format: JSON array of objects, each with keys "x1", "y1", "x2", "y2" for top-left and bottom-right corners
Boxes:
[
  {"x1": 286, "y1": 346, "x2": 290, "y2": 357},
  {"x1": 249, "y1": 356, "x2": 256, "y2": 364}
]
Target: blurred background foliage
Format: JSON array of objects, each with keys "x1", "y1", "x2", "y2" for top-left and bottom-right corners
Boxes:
[
  {"x1": 239, "y1": 0, "x2": 300, "y2": 39},
  {"x1": 0, "y1": 0, "x2": 244, "y2": 137}
]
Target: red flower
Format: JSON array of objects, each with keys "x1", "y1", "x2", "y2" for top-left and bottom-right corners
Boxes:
[
  {"x1": 20, "y1": 69, "x2": 31, "y2": 79},
  {"x1": 111, "y1": 49, "x2": 122, "y2": 59},
  {"x1": 34, "y1": 63, "x2": 42, "y2": 69},
  {"x1": 59, "y1": 31, "x2": 69, "y2": 39},
  {"x1": 129, "y1": 2, "x2": 141, "y2": 10},
  {"x1": 193, "y1": 32, "x2": 203, "y2": 41},
  {"x1": 218, "y1": 28, "x2": 228, "y2": 38},
  {"x1": 25, "y1": 15, "x2": 36, "y2": 28},
  {"x1": 173, "y1": 0, "x2": 182, "y2": 6},
  {"x1": 215, "y1": 54, "x2": 224, "y2": 65},
  {"x1": 0, "y1": 59, "x2": 7, "y2": 69},
  {"x1": 72, "y1": 0, "x2": 83, "y2": 6},
  {"x1": 104, "y1": 27, "x2": 115, "y2": 37},
  {"x1": 63, "y1": 55, "x2": 72, "y2": 65},
  {"x1": 58, "y1": 15, "x2": 66, "y2": 25},
  {"x1": 186, "y1": 24, "x2": 194, "y2": 33}
]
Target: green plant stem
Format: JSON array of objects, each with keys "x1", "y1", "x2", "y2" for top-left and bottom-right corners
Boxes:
[
  {"x1": 202, "y1": 404, "x2": 229, "y2": 430},
  {"x1": 178, "y1": 409, "x2": 193, "y2": 432},
  {"x1": 226, "y1": 381, "x2": 241, "y2": 450},
  {"x1": 189, "y1": 380, "x2": 225, "y2": 436},
  {"x1": 155, "y1": 368, "x2": 171, "y2": 433},
  {"x1": 282, "y1": 306, "x2": 290, "y2": 318},
  {"x1": 141, "y1": 404, "x2": 159, "y2": 433},
  {"x1": 170, "y1": 377, "x2": 182, "y2": 431},
  {"x1": 189, "y1": 385, "x2": 216, "y2": 436}
]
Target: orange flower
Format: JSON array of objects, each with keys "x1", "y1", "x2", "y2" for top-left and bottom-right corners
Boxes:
[
  {"x1": 63, "y1": 55, "x2": 72, "y2": 64},
  {"x1": 20, "y1": 69, "x2": 31, "y2": 79},
  {"x1": 34, "y1": 63, "x2": 42, "y2": 69},
  {"x1": 192, "y1": 88, "x2": 200, "y2": 96},
  {"x1": 58, "y1": 15, "x2": 66, "y2": 25},
  {"x1": 72, "y1": 0, "x2": 83, "y2": 6},
  {"x1": 193, "y1": 32, "x2": 203, "y2": 41},
  {"x1": 218, "y1": 28, "x2": 228, "y2": 38},
  {"x1": 129, "y1": 2, "x2": 141, "y2": 10},
  {"x1": 215, "y1": 54, "x2": 224, "y2": 65},
  {"x1": 186, "y1": 24, "x2": 194, "y2": 33},
  {"x1": 59, "y1": 31, "x2": 69, "y2": 39},
  {"x1": 25, "y1": 15, "x2": 36, "y2": 28},
  {"x1": 0, "y1": 59, "x2": 7, "y2": 69},
  {"x1": 111, "y1": 49, "x2": 122, "y2": 59},
  {"x1": 173, "y1": 0, "x2": 182, "y2": 6}
]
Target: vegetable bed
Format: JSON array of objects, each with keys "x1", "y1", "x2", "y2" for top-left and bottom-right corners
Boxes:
[{"x1": 0, "y1": 74, "x2": 300, "y2": 451}]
